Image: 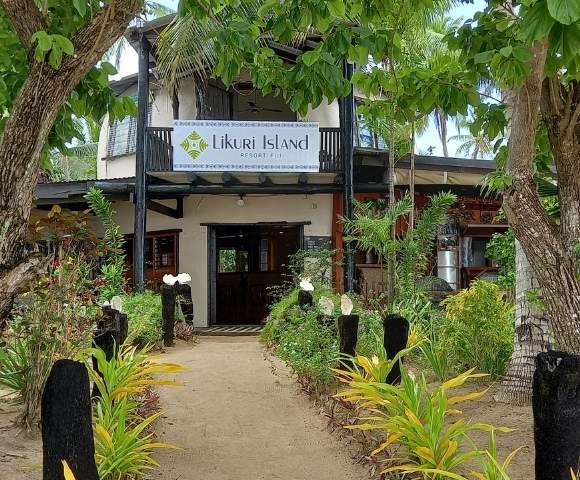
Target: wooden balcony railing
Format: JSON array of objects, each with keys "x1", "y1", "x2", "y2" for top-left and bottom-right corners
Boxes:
[{"x1": 146, "y1": 126, "x2": 342, "y2": 173}]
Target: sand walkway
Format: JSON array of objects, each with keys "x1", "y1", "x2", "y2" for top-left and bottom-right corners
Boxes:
[{"x1": 153, "y1": 336, "x2": 369, "y2": 480}]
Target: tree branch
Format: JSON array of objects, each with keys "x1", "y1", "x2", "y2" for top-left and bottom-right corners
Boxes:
[{"x1": 0, "y1": 0, "x2": 47, "y2": 53}]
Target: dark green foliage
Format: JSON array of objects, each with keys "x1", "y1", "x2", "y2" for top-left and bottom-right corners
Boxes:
[
  {"x1": 85, "y1": 187, "x2": 126, "y2": 302},
  {"x1": 121, "y1": 291, "x2": 163, "y2": 346},
  {"x1": 486, "y1": 230, "x2": 516, "y2": 291},
  {"x1": 261, "y1": 289, "x2": 384, "y2": 390}
]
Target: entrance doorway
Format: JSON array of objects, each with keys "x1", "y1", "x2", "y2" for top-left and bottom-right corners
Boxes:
[{"x1": 208, "y1": 223, "x2": 303, "y2": 325}]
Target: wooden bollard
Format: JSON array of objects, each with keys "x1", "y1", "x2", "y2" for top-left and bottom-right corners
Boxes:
[
  {"x1": 161, "y1": 284, "x2": 176, "y2": 347},
  {"x1": 338, "y1": 314, "x2": 359, "y2": 368},
  {"x1": 175, "y1": 283, "x2": 194, "y2": 324},
  {"x1": 298, "y1": 290, "x2": 313, "y2": 308},
  {"x1": 383, "y1": 314, "x2": 409, "y2": 384},
  {"x1": 42, "y1": 360, "x2": 99, "y2": 480},
  {"x1": 533, "y1": 350, "x2": 580, "y2": 480}
]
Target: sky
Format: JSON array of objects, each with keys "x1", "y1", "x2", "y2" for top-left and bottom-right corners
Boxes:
[{"x1": 114, "y1": 0, "x2": 488, "y2": 159}]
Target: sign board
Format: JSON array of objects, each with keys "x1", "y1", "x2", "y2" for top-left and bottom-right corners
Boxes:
[
  {"x1": 304, "y1": 236, "x2": 332, "y2": 251},
  {"x1": 173, "y1": 120, "x2": 320, "y2": 172}
]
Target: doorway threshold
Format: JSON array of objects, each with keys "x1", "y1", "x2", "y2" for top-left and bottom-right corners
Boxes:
[{"x1": 195, "y1": 325, "x2": 263, "y2": 336}]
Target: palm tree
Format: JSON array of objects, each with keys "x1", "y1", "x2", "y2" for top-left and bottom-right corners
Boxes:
[
  {"x1": 449, "y1": 119, "x2": 493, "y2": 159},
  {"x1": 50, "y1": 119, "x2": 100, "y2": 182}
]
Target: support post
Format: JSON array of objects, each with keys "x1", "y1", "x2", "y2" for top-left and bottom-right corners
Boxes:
[
  {"x1": 161, "y1": 284, "x2": 176, "y2": 347},
  {"x1": 340, "y1": 60, "x2": 355, "y2": 292},
  {"x1": 383, "y1": 314, "x2": 409, "y2": 384},
  {"x1": 533, "y1": 350, "x2": 580, "y2": 480},
  {"x1": 42, "y1": 360, "x2": 99, "y2": 480},
  {"x1": 175, "y1": 283, "x2": 194, "y2": 324},
  {"x1": 338, "y1": 314, "x2": 359, "y2": 368},
  {"x1": 298, "y1": 290, "x2": 313, "y2": 309},
  {"x1": 133, "y1": 32, "x2": 150, "y2": 292}
]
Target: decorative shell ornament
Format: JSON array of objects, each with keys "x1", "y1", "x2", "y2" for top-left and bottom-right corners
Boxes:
[
  {"x1": 340, "y1": 294, "x2": 354, "y2": 315},
  {"x1": 110, "y1": 295, "x2": 123, "y2": 312},
  {"x1": 318, "y1": 296, "x2": 334, "y2": 316},
  {"x1": 299, "y1": 278, "x2": 314, "y2": 291},
  {"x1": 176, "y1": 272, "x2": 192, "y2": 284},
  {"x1": 163, "y1": 274, "x2": 178, "y2": 286}
]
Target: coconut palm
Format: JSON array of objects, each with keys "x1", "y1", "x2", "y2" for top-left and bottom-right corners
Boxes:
[
  {"x1": 50, "y1": 119, "x2": 100, "y2": 182},
  {"x1": 449, "y1": 119, "x2": 494, "y2": 159}
]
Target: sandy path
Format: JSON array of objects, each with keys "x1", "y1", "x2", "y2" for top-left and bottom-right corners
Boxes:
[{"x1": 153, "y1": 337, "x2": 369, "y2": 480}]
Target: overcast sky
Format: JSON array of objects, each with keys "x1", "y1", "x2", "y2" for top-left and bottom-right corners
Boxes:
[{"x1": 114, "y1": 0, "x2": 488, "y2": 158}]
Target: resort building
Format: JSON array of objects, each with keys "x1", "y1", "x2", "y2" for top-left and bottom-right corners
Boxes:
[{"x1": 35, "y1": 15, "x2": 505, "y2": 328}]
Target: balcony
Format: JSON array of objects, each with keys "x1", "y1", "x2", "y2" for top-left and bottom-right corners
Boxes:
[{"x1": 146, "y1": 126, "x2": 343, "y2": 174}]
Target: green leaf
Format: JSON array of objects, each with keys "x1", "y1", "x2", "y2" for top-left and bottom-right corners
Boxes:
[
  {"x1": 499, "y1": 46, "x2": 513, "y2": 57},
  {"x1": 48, "y1": 47, "x2": 63, "y2": 69},
  {"x1": 73, "y1": 0, "x2": 87, "y2": 16},
  {"x1": 520, "y1": 1, "x2": 556, "y2": 40},
  {"x1": 547, "y1": 0, "x2": 580, "y2": 25},
  {"x1": 512, "y1": 46, "x2": 533, "y2": 62},
  {"x1": 301, "y1": 50, "x2": 320, "y2": 66},
  {"x1": 474, "y1": 50, "x2": 495, "y2": 64},
  {"x1": 327, "y1": 0, "x2": 346, "y2": 18},
  {"x1": 100, "y1": 61, "x2": 118, "y2": 76},
  {"x1": 53, "y1": 35, "x2": 74, "y2": 55}
]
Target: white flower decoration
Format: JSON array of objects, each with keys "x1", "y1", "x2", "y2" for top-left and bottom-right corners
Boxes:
[
  {"x1": 340, "y1": 294, "x2": 353, "y2": 315},
  {"x1": 163, "y1": 274, "x2": 178, "y2": 286},
  {"x1": 318, "y1": 296, "x2": 334, "y2": 316},
  {"x1": 176, "y1": 272, "x2": 192, "y2": 284},
  {"x1": 299, "y1": 278, "x2": 314, "y2": 291}
]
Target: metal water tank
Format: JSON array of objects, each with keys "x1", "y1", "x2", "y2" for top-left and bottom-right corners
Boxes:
[{"x1": 437, "y1": 250, "x2": 458, "y2": 290}]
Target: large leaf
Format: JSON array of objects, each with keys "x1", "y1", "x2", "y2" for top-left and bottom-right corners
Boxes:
[
  {"x1": 520, "y1": 1, "x2": 556, "y2": 40},
  {"x1": 547, "y1": 0, "x2": 580, "y2": 25}
]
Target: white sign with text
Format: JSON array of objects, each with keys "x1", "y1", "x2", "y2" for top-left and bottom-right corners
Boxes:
[{"x1": 172, "y1": 120, "x2": 320, "y2": 172}]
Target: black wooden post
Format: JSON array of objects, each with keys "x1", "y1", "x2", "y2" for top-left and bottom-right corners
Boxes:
[
  {"x1": 298, "y1": 290, "x2": 313, "y2": 308},
  {"x1": 383, "y1": 314, "x2": 409, "y2": 384},
  {"x1": 338, "y1": 314, "x2": 359, "y2": 368},
  {"x1": 175, "y1": 283, "x2": 194, "y2": 324},
  {"x1": 533, "y1": 350, "x2": 580, "y2": 480},
  {"x1": 340, "y1": 60, "x2": 356, "y2": 293},
  {"x1": 133, "y1": 31, "x2": 151, "y2": 292},
  {"x1": 42, "y1": 360, "x2": 99, "y2": 480},
  {"x1": 161, "y1": 284, "x2": 176, "y2": 347}
]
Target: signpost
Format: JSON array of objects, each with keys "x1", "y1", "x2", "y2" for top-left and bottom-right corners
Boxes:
[{"x1": 173, "y1": 120, "x2": 320, "y2": 172}]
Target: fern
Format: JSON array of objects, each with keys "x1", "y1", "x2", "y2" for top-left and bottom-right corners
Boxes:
[{"x1": 85, "y1": 187, "x2": 126, "y2": 301}]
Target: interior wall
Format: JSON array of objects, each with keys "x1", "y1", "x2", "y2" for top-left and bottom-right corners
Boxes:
[{"x1": 112, "y1": 193, "x2": 333, "y2": 327}]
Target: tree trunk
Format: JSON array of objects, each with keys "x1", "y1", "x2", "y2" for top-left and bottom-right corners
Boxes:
[
  {"x1": 387, "y1": 120, "x2": 396, "y2": 304},
  {"x1": 436, "y1": 108, "x2": 449, "y2": 157},
  {"x1": 0, "y1": 0, "x2": 143, "y2": 321},
  {"x1": 496, "y1": 241, "x2": 551, "y2": 405},
  {"x1": 502, "y1": 40, "x2": 580, "y2": 354}
]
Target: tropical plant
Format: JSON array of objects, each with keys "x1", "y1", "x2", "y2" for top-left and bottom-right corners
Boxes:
[
  {"x1": 85, "y1": 187, "x2": 127, "y2": 302},
  {"x1": 262, "y1": 287, "x2": 384, "y2": 390},
  {"x1": 3, "y1": 251, "x2": 98, "y2": 429},
  {"x1": 0, "y1": 0, "x2": 143, "y2": 321},
  {"x1": 343, "y1": 191, "x2": 457, "y2": 311},
  {"x1": 334, "y1": 357, "x2": 513, "y2": 479},
  {"x1": 441, "y1": 280, "x2": 514, "y2": 377},
  {"x1": 87, "y1": 344, "x2": 186, "y2": 479},
  {"x1": 486, "y1": 230, "x2": 516, "y2": 293},
  {"x1": 122, "y1": 290, "x2": 163, "y2": 345},
  {"x1": 449, "y1": 119, "x2": 494, "y2": 159},
  {"x1": 0, "y1": 338, "x2": 29, "y2": 393},
  {"x1": 50, "y1": 119, "x2": 100, "y2": 181}
]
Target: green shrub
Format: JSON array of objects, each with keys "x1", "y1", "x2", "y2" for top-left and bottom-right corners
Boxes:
[
  {"x1": 441, "y1": 280, "x2": 514, "y2": 377},
  {"x1": 122, "y1": 291, "x2": 162, "y2": 345},
  {"x1": 262, "y1": 288, "x2": 391, "y2": 389}
]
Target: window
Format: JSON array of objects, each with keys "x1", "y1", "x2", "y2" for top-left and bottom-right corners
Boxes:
[
  {"x1": 106, "y1": 97, "x2": 151, "y2": 157},
  {"x1": 218, "y1": 249, "x2": 249, "y2": 273}
]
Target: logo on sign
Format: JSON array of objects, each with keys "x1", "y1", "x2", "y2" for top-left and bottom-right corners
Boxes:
[{"x1": 180, "y1": 131, "x2": 208, "y2": 160}]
